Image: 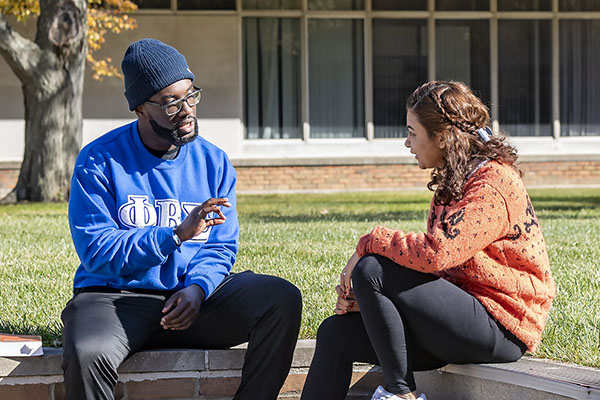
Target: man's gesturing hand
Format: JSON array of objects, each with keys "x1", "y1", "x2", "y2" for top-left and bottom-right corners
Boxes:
[{"x1": 174, "y1": 197, "x2": 231, "y2": 242}]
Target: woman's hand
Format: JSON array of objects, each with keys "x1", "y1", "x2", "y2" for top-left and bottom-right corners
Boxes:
[
  {"x1": 334, "y1": 285, "x2": 360, "y2": 315},
  {"x1": 339, "y1": 251, "x2": 360, "y2": 296}
]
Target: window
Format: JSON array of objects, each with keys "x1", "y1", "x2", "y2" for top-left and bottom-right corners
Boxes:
[
  {"x1": 244, "y1": 18, "x2": 301, "y2": 139},
  {"x1": 372, "y1": 0, "x2": 427, "y2": 11},
  {"x1": 132, "y1": 0, "x2": 170, "y2": 8},
  {"x1": 373, "y1": 19, "x2": 428, "y2": 138},
  {"x1": 309, "y1": 19, "x2": 365, "y2": 138},
  {"x1": 498, "y1": 20, "x2": 552, "y2": 136},
  {"x1": 178, "y1": 0, "x2": 235, "y2": 9},
  {"x1": 133, "y1": 0, "x2": 236, "y2": 9},
  {"x1": 243, "y1": 0, "x2": 301, "y2": 10},
  {"x1": 308, "y1": 0, "x2": 364, "y2": 10},
  {"x1": 560, "y1": 0, "x2": 600, "y2": 11},
  {"x1": 240, "y1": 3, "x2": 600, "y2": 140},
  {"x1": 498, "y1": 0, "x2": 551, "y2": 11},
  {"x1": 436, "y1": 0, "x2": 488, "y2": 11},
  {"x1": 436, "y1": 20, "x2": 490, "y2": 106},
  {"x1": 560, "y1": 20, "x2": 600, "y2": 136}
]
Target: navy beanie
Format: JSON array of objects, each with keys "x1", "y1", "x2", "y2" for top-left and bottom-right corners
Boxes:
[{"x1": 122, "y1": 38, "x2": 195, "y2": 111}]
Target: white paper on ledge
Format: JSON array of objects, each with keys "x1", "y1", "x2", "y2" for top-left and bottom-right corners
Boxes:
[{"x1": 0, "y1": 333, "x2": 44, "y2": 357}]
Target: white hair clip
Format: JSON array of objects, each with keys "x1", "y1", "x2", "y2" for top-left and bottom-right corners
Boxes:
[{"x1": 476, "y1": 126, "x2": 493, "y2": 143}]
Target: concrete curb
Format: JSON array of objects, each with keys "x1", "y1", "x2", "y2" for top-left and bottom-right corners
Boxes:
[{"x1": 2, "y1": 340, "x2": 600, "y2": 399}]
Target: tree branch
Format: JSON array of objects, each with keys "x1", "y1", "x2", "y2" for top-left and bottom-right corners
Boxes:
[{"x1": 0, "y1": 13, "x2": 42, "y2": 83}]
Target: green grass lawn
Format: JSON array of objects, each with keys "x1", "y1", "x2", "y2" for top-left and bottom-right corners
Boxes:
[{"x1": 0, "y1": 188, "x2": 599, "y2": 367}]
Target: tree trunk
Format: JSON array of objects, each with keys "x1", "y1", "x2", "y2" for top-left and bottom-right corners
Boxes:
[
  {"x1": 3, "y1": 0, "x2": 88, "y2": 202},
  {"x1": 17, "y1": 54, "x2": 85, "y2": 201}
]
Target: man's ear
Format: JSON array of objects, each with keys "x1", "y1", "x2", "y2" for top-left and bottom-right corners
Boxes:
[{"x1": 134, "y1": 104, "x2": 145, "y2": 118}]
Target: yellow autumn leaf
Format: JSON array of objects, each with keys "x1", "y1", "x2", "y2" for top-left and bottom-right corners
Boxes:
[{"x1": 1, "y1": 0, "x2": 138, "y2": 80}]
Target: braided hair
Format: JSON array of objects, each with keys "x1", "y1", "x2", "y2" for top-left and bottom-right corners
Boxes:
[{"x1": 406, "y1": 81, "x2": 519, "y2": 205}]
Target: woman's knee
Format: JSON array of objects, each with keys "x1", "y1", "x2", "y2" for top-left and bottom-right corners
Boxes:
[
  {"x1": 351, "y1": 255, "x2": 385, "y2": 289},
  {"x1": 352, "y1": 255, "x2": 432, "y2": 293}
]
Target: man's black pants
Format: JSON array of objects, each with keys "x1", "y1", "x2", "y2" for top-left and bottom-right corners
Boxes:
[{"x1": 61, "y1": 271, "x2": 302, "y2": 400}]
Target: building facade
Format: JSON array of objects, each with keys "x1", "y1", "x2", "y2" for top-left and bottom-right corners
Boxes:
[{"x1": 1, "y1": 0, "x2": 599, "y2": 195}]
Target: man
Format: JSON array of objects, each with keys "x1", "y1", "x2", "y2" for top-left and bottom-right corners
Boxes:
[{"x1": 61, "y1": 38, "x2": 302, "y2": 400}]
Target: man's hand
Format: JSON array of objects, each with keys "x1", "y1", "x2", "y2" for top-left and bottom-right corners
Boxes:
[
  {"x1": 161, "y1": 284, "x2": 206, "y2": 330},
  {"x1": 174, "y1": 198, "x2": 231, "y2": 242},
  {"x1": 334, "y1": 284, "x2": 360, "y2": 315}
]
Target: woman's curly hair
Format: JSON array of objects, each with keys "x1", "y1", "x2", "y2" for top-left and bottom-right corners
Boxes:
[{"x1": 407, "y1": 81, "x2": 520, "y2": 206}]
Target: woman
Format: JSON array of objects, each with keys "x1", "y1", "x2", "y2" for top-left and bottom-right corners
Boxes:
[{"x1": 301, "y1": 81, "x2": 556, "y2": 400}]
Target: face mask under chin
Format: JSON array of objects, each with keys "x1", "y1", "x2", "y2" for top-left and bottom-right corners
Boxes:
[{"x1": 148, "y1": 115, "x2": 199, "y2": 147}]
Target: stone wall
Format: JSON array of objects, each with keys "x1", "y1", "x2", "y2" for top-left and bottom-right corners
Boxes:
[
  {"x1": 2, "y1": 341, "x2": 599, "y2": 400},
  {"x1": 0, "y1": 341, "x2": 383, "y2": 400}
]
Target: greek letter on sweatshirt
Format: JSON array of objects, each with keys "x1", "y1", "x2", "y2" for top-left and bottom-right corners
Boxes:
[{"x1": 68, "y1": 121, "x2": 239, "y2": 298}]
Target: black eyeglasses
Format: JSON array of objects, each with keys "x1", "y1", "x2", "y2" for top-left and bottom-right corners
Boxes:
[{"x1": 145, "y1": 86, "x2": 203, "y2": 116}]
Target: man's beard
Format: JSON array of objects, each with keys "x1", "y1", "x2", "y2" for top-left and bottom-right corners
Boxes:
[{"x1": 149, "y1": 115, "x2": 198, "y2": 147}]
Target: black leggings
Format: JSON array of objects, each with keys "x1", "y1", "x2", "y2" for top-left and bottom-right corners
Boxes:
[{"x1": 301, "y1": 255, "x2": 526, "y2": 399}]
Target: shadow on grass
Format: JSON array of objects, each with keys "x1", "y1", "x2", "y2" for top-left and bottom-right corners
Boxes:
[
  {"x1": 531, "y1": 193, "x2": 600, "y2": 206},
  {"x1": 245, "y1": 201, "x2": 600, "y2": 223},
  {"x1": 242, "y1": 209, "x2": 429, "y2": 223},
  {"x1": 532, "y1": 193, "x2": 600, "y2": 218},
  {"x1": 241, "y1": 193, "x2": 600, "y2": 223},
  {"x1": 240, "y1": 192, "x2": 431, "y2": 202},
  {"x1": 537, "y1": 214, "x2": 600, "y2": 221}
]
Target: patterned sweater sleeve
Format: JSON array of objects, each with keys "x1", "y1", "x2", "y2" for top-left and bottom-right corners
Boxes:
[{"x1": 356, "y1": 181, "x2": 510, "y2": 273}]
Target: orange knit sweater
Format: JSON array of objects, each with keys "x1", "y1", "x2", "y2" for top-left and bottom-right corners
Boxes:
[{"x1": 356, "y1": 161, "x2": 555, "y2": 352}]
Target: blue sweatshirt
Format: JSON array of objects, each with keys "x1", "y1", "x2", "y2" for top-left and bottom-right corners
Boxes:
[{"x1": 68, "y1": 121, "x2": 239, "y2": 298}]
